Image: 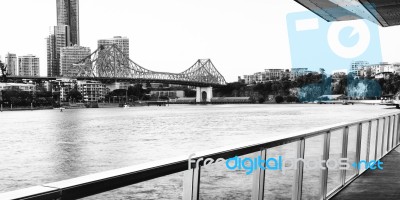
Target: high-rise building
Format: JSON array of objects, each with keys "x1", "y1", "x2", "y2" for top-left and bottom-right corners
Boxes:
[
  {"x1": 5, "y1": 53, "x2": 18, "y2": 76},
  {"x1": 47, "y1": 0, "x2": 80, "y2": 77},
  {"x1": 350, "y1": 61, "x2": 369, "y2": 76},
  {"x1": 98, "y1": 36, "x2": 129, "y2": 56},
  {"x1": 18, "y1": 55, "x2": 40, "y2": 77},
  {"x1": 60, "y1": 45, "x2": 91, "y2": 77},
  {"x1": 57, "y1": 0, "x2": 80, "y2": 45},
  {"x1": 47, "y1": 25, "x2": 71, "y2": 77}
]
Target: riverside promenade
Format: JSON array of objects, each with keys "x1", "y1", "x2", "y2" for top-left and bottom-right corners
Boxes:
[{"x1": 332, "y1": 146, "x2": 400, "y2": 200}]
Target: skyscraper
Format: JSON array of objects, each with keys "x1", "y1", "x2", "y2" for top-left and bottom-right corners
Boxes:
[
  {"x1": 98, "y1": 36, "x2": 130, "y2": 56},
  {"x1": 18, "y1": 55, "x2": 40, "y2": 77},
  {"x1": 47, "y1": 25, "x2": 71, "y2": 77},
  {"x1": 57, "y1": 0, "x2": 80, "y2": 45},
  {"x1": 5, "y1": 53, "x2": 18, "y2": 76},
  {"x1": 47, "y1": 0, "x2": 80, "y2": 77},
  {"x1": 60, "y1": 45, "x2": 91, "y2": 77}
]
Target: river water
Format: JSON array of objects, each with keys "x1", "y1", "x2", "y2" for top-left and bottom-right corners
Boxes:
[{"x1": 0, "y1": 104, "x2": 397, "y2": 199}]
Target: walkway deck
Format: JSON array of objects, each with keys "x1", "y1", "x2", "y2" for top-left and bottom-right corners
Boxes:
[{"x1": 332, "y1": 146, "x2": 400, "y2": 200}]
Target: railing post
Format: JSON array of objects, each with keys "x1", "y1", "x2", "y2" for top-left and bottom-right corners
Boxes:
[
  {"x1": 374, "y1": 119, "x2": 380, "y2": 161},
  {"x1": 387, "y1": 116, "x2": 392, "y2": 152},
  {"x1": 355, "y1": 123, "x2": 362, "y2": 175},
  {"x1": 341, "y1": 127, "x2": 349, "y2": 185},
  {"x1": 320, "y1": 132, "x2": 330, "y2": 200},
  {"x1": 292, "y1": 139, "x2": 305, "y2": 200},
  {"x1": 366, "y1": 121, "x2": 372, "y2": 167},
  {"x1": 392, "y1": 115, "x2": 398, "y2": 148},
  {"x1": 380, "y1": 117, "x2": 386, "y2": 158},
  {"x1": 183, "y1": 164, "x2": 201, "y2": 200},
  {"x1": 252, "y1": 149, "x2": 267, "y2": 200},
  {"x1": 397, "y1": 114, "x2": 400, "y2": 145}
]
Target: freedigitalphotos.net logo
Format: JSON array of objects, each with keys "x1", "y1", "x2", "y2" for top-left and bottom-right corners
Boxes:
[
  {"x1": 287, "y1": 7, "x2": 382, "y2": 72},
  {"x1": 188, "y1": 154, "x2": 383, "y2": 175},
  {"x1": 286, "y1": 7, "x2": 382, "y2": 101}
]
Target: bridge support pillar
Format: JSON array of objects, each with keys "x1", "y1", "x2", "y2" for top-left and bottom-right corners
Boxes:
[{"x1": 196, "y1": 87, "x2": 213, "y2": 103}]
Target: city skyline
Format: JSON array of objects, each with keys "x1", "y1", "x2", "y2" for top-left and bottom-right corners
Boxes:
[{"x1": 1, "y1": 0, "x2": 400, "y2": 82}]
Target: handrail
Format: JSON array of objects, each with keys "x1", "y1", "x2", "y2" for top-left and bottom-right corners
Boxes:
[{"x1": 1, "y1": 111, "x2": 400, "y2": 200}]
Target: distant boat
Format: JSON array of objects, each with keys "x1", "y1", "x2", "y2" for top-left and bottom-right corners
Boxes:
[{"x1": 123, "y1": 104, "x2": 129, "y2": 108}]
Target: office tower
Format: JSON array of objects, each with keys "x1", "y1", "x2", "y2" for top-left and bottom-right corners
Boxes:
[
  {"x1": 5, "y1": 53, "x2": 18, "y2": 76},
  {"x1": 47, "y1": 25, "x2": 71, "y2": 77},
  {"x1": 98, "y1": 36, "x2": 130, "y2": 56},
  {"x1": 60, "y1": 45, "x2": 91, "y2": 77},
  {"x1": 57, "y1": 0, "x2": 80, "y2": 45},
  {"x1": 18, "y1": 55, "x2": 40, "y2": 77}
]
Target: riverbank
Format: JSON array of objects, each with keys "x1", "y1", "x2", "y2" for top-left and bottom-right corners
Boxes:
[{"x1": 0, "y1": 106, "x2": 54, "y2": 112}]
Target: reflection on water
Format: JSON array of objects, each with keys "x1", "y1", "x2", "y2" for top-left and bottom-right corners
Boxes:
[{"x1": 0, "y1": 104, "x2": 396, "y2": 198}]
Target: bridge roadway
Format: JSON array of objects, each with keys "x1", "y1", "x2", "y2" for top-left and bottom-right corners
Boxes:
[
  {"x1": 5, "y1": 76, "x2": 223, "y2": 87},
  {"x1": 332, "y1": 146, "x2": 400, "y2": 200}
]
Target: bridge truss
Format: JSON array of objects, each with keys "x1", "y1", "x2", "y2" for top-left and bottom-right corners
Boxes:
[{"x1": 72, "y1": 44, "x2": 227, "y2": 87}]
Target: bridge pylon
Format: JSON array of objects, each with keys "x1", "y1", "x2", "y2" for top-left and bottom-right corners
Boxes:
[{"x1": 196, "y1": 87, "x2": 213, "y2": 103}]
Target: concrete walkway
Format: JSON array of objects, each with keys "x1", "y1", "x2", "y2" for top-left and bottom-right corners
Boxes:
[{"x1": 332, "y1": 146, "x2": 400, "y2": 200}]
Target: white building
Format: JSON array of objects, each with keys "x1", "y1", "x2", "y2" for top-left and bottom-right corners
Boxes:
[
  {"x1": 0, "y1": 83, "x2": 35, "y2": 93},
  {"x1": 51, "y1": 78, "x2": 77, "y2": 101},
  {"x1": 98, "y1": 36, "x2": 129, "y2": 56},
  {"x1": 254, "y1": 72, "x2": 267, "y2": 83},
  {"x1": 264, "y1": 69, "x2": 284, "y2": 80},
  {"x1": 18, "y1": 55, "x2": 40, "y2": 76},
  {"x1": 350, "y1": 61, "x2": 369, "y2": 76},
  {"x1": 77, "y1": 80, "x2": 108, "y2": 102},
  {"x1": 150, "y1": 90, "x2": 185, "y2": 99},
  {"x1": 363, "y1": 62, "x2": 400, "y2": 78},
  {"x1": 243, "y1": 75, "x2": 255, "y2": 84},
  {"x1": 290, "y1": 68, "x2": 309, "y2": 80}
]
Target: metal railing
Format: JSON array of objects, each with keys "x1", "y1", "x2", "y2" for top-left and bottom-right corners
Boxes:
[{"x1": 1, "y1": 112, "x2": 400, "y2": 200}]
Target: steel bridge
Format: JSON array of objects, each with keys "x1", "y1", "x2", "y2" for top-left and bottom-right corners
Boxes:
[{"x1": 70, "y1": 44, "x2": 227, "y2": 87}]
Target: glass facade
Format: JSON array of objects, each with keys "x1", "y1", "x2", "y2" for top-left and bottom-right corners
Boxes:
[
  {"x1": 57, "y1": 0, "x2": 79, "y2": 45},
  {"x1": 60, "y1": 45, "x2": 91, "y2": 77},
  {"x1": 5, "y1": 53, "x2": 17, "y2": 76},
  {"x1": 47, "y1": 25, "x2": 71, "y2": 77}
]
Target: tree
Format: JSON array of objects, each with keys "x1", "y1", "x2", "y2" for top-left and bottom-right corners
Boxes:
[
  {"x1": 0, "y1": 60, "x2": 8, "y2": 82},
  {"x1": 286, "y1": 96, "x2": 297, "y2": 103},
  {"x1": 146, "y1": 82, "x2": 152, "y2": 88},
  {"x1": 127, "y1": 84, "x2": 150, "y2": 100},
  {"x1": 213, "y1": 82, "x2": 246, "y2": 97},
  {"x1": 183, "y1": 88, "x2": 196, "y2": 97},
  {"x1": 67, "y1": 89, "x2": 83, "y2": 102},
  {"x1": 275, "y1": 95, "x2": 284, "y2": 104}
]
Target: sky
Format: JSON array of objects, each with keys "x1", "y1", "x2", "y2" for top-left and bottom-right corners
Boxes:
[{"x1": 0, "y1": 0, "x2": 400, "y2": 82}]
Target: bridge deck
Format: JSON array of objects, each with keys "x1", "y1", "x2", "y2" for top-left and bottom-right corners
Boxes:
[{"x1": 332, "y1": 146, "x2": 400, "y2": 200}]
